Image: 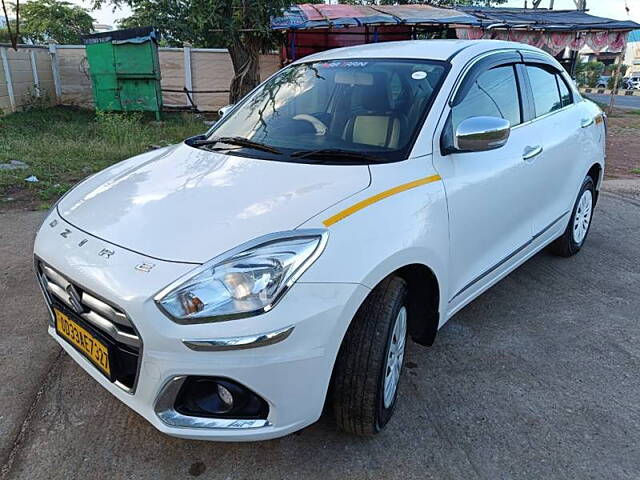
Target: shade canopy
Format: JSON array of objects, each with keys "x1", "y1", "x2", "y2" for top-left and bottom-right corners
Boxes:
[
  {"x1": 272, "y1": 4, "x2": 639, "y2": 33},
  {"x1": 271, "y1": 4, "x2": 478, "y2": 30},
  {"x1": 460, "y1": 7, "x2": 640, "y2": 31}
]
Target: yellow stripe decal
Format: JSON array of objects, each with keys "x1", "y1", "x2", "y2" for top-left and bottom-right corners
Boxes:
[{"x1": 323, "y1": 174, "x2": 442, "y2": 227}]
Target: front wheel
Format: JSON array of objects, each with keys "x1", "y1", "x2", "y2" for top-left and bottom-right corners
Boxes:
[
  {"x1": 548, "y1": 175, "x2": 596, "y2": 257},
  {"x1": 331, "y1": 276, "x2": 408, "y2": 436}
]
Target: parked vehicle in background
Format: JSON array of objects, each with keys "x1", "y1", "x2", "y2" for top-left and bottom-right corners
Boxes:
[
  {"x1": 34, "y1": 40, "x2": 606, "y2": 442},
  {"x1": 623, "y1": 74, "x2": 640, "y2": 90},
  {"x1": 595, "y1": 75, "x2": 611, "y2": 88}
]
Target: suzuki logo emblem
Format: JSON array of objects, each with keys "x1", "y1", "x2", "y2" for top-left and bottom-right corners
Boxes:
[{"x1": 66, "y1": 285, "x2": 84, "y2": 315}]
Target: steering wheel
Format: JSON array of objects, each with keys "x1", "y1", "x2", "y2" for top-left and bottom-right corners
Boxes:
[{"x1": 293, "y1": 114, "x2": 328, "y2": 136}]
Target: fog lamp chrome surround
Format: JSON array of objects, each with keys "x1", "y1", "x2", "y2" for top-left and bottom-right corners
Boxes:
[
  {"x1": 154, "y1": 376, "x2": 271, "y2": 430},
  {"x1": 153, "y1": 229, "x2": 329, "y2": 325}
]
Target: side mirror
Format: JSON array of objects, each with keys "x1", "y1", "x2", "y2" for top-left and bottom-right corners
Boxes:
[
  {"x1": 218, "y1": 104, "x2": 234, "y2": 118},
  {"x1": 454, "y1": 116, "x2": 511, "y2": 152}
]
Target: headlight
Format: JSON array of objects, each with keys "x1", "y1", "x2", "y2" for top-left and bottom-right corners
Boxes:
[{"x1": 155, "y1": 230, "x2": 328, "y2": 324}]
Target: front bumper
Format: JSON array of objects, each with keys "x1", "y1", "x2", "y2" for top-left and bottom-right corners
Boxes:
[{"x1": 35, "y1": 213, "x2": 370, "y2": 441}]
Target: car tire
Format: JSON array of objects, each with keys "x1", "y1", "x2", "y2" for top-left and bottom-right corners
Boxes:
[
  {"x1": 331, "y1": 275, "x2": 408, "y2": 436},
  {"x1": 548, "y1": 175, "x2": 596, "y2": 257}
]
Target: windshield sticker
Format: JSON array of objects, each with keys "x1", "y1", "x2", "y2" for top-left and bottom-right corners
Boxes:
[
  {"x1": 411, "y1": 71, "x2": 428, "y2": 80},
  {"x1": 320, "y1": 61, "x2": 369, "y2": 69}
]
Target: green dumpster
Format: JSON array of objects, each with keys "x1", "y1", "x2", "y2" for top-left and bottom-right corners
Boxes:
[{"x1": 82, "y1": 27, "x2": 163, "y2": 120}]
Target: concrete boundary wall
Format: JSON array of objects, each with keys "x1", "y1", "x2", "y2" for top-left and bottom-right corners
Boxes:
[
  {"x1": 1, "y1": 45, "x2": 55, "y2": 112},
  {"x1": 0, "y1": 43, "x2": 281, "y2": 113}
]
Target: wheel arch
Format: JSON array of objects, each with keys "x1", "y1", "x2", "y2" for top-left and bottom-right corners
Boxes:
[
  {"x1": 587, "y1": 162, "x2": 603, "y2": 204},
  {"x1": 325, "y1": 261, "x2": 442, "y2": 425},
  {"x1": 393, "y1": 263, "x2": 441, "y2": 346},
  {"x1": 351, "y1": 259, "x2": 443, "y2": 348}
]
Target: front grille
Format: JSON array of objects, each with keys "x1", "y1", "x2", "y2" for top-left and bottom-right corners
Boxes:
[{"x1": 36, "y1": 260, "x2": 142, "y2": 392}]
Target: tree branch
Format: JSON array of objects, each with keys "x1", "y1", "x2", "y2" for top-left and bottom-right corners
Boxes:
[{"x1": 1, "y1": 0, "x2": 19, "y2": 50}]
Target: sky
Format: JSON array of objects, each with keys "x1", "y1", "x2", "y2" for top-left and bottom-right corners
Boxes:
[
  {"x1": 69, "y1": 0, "x2": 639, "y2": 29},
  {"x1": 72, "y1": 2, "x2": 131, "y2": 27},
  {"x1": 504, "y1": 0, "x2": 637, "y2": 21}
]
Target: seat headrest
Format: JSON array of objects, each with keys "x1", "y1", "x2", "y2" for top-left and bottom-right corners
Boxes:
[
  {"x1": 352, "y1": 72, "x2": 391, "y2": 113},
  {"x1": 350, "y1": 116, "x2": 401, "y2": 149}
]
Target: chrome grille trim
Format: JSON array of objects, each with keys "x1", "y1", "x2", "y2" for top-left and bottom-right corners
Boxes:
[
  {"x1": 44, "y1": 280, "x2": 74, "y2": 309},
  {"x1": 81, "y1": 311, "x2": 140, "y2": 348},
  {"x1": 35, "y1": 257, "x2": 143, "y2": 395},
  {"x1": 82, "y1": 292, "x2": 131, "y2": 328},
  {"x1": 42, "y1": 265, "x2": 71, "y2": 290},
  {"x1": 38, "y1": 262, "x2": 141, "y2": 350}
]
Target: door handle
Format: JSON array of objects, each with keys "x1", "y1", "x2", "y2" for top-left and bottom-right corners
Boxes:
[
  {"x1": 522, "y1": 145, "x2": 543, "y2": 161},
  {"x1": 581, "y1": 117, "x2": 594, "y2": 128}
]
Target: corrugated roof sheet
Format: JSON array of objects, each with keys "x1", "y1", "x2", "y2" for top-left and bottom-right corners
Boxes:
[
  {"x1": 271, "y1": 4, "x2": 478, "y2": 30},
  {"x1": 272, "y1": 5, "x2": 639, "y2": 32}
]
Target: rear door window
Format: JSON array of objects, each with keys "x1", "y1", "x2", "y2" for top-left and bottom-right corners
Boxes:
[
  {"x1": 556, "y1": 75, "x2": 573, "y2": 108},
  {"x1": 527, "y1": 65, "x2": 563, "y2": 117}
]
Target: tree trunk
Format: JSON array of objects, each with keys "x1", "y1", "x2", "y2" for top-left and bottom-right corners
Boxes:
[
  {"x1": 1, "y1": 0, "x2": 19, "y2": 50},
  {"x1": 608, "y1": 48, "x2": 626, "y2": 115},
  {"x1": 228, "y1": 38, "x2": 261, "y2": 105}
]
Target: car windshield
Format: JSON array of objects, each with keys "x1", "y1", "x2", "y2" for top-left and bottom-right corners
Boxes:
[{"x1": 203, "y1": 58, "x2": 447, "y2": 163}]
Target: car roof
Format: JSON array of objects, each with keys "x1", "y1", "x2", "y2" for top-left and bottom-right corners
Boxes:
[{"x1": 295, "y1": 39, "x2": 545, "y2": 64}]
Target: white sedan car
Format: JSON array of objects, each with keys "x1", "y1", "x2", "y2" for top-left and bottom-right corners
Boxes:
[{"x1": 34, "y1": 40, "x2": 605, "y2": 441}]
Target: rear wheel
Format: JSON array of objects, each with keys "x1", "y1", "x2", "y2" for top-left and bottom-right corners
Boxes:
[
  {"x1": 548, "y1": 175, "x2": 596, "y2": 257},
  {"x1": 331, "y1": 276, "x2": 408, "y2": 436}
]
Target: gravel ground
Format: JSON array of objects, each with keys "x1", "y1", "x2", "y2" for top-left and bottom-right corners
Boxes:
[
  {"x1": 1, "y1": 180, "x2": 639, "y2": 479},
  {"x1": 604, "y1": 110, "x2": 640, "y2": 179}
]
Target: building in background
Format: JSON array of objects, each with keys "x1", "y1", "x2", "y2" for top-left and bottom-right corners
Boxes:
[
  {"x1": 578, "y1": 29, "x2": 640, "y2": 77},
  {"x1": 624, "y1": 29, "x2": 640, "y2": 75},
  {"x1": 273, "y1": 4, "x2": 638, "y2": 80}
]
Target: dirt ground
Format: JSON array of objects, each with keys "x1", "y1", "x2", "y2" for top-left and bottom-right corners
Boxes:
[{"x1": 605, "y1": 110, "x2": 640, "y2": 179}]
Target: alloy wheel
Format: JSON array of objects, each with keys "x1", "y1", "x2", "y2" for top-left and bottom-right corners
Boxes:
[
  {"x1": 573, "y1": 189, "x2": 593, "y2": 245},
  {"x1": 383, "y1": 306, "x2": 407, "y2": 409}
]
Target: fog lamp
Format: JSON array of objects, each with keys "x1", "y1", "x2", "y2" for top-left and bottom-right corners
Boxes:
[
  {"x1": 217, "y1": 384, "x2": 234, "y2": 409},
  {"x1": 174, "y1": 377, "x2": 269, "y2": 419}
]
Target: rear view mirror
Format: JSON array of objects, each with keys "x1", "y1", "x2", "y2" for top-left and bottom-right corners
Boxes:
[
  {"x1": 454, "y1": 116, "x2": 511, "y2": 152},
  {"x1": 334, "y1": 71, "x2": 374, "y2": 86}
]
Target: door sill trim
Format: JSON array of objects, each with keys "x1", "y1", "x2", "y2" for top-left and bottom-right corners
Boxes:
[{"x1": 448, "y1": 210, "x2": 570, "y2": 303}]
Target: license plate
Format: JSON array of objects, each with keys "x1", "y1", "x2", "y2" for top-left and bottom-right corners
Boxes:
[{"x1": 54, "y1": 308, "x2": 111, "y2": 376}]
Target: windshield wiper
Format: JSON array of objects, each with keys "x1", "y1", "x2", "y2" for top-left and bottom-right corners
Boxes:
[
  {"x1": 191, "y1": 136, "x2": 282, "y2": 154},
  {"x1": 290, "y1": 148, "x2": 386, "y2": 163}
]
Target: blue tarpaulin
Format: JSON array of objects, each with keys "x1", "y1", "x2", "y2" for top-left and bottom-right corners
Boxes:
[{"x1": 82, "y1": 27, "x2": 158, "y2": 45}]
